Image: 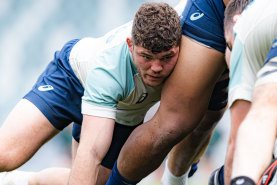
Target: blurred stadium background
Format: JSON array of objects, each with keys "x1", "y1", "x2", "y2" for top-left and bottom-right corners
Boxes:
[{"x1": 0, "y1": 0, "x2": 230, "y2": 184}]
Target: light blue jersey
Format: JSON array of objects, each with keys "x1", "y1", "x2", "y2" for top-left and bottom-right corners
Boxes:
[{"x1": 69, "y1": 23, "x2": 161, "y2": 126}]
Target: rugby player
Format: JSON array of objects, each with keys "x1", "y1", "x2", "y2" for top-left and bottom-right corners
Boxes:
[
  {"x1": 106, "y1": 0, "x2": 231, "y2": 184},
  {"x1": 223, "y1": 0, "x2": 277, "y2": 184},
  {"x1": 209, "y1": 0, "x2": 277, "y2": 184},
  {"x1": 0, "y1": 2, "x2": 182, "y2": 185}
]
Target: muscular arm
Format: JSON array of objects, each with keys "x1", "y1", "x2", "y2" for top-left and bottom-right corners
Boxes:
[
  {"x1": 232, "y1": 83, "x2": 277, "y2": 183},
  {"x1": 117, "y1": 35, "x2": 226, "y2": 180},
  {"x1": 68, "y1": 115, "x2": 114, "y2": 185},
  {"x1": 224, "y1": 100, "x2": 251, "y2": 185}
]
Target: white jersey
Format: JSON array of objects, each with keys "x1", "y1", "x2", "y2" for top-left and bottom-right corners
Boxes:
[{"x1": 228, "y1": 0, "x2": 277, "y2": 107}]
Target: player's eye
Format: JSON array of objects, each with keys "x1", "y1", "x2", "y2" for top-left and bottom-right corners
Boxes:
[
  {"x1": 142, "y1": 55, "x2": 152, "y2": 60},
  {"x1": 161, "y1": 55, "x2": 173, "y2": 61}
]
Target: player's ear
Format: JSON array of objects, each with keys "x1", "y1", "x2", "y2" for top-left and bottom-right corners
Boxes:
[
  {"x1": 126, "y1": 37, "x2": 133, "y2": 52},
  {"x1": 233, "y1": 14, "x2": 240, "y2": 24}
]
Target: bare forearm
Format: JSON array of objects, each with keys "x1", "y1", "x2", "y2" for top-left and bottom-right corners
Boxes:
[
  {"x1": 69, "y1": 115, "x2": 114, "y2": 185},
  {"x1": 232, "y1": 116, "x2": 275, "y2": 183},
  {"x1": 69, "y1": 149, "x2": 99, "y2": 185},
  {"x1": 231, "y1": 84, "x2": 277, "y2": 183},
  {"x1": 225, "y1": 101, "x2": 251, "y2": 185},
  {"x1": 232, "y1": 89, "x2": 277, "y2": 183},
  {"x1": 224, "y1": 138, "x2": 235, "y2": 185}
]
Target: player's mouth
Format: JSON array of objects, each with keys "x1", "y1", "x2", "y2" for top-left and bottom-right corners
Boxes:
[{"x1": 147, "y1": 74, "x2": 163, "y2": 81}]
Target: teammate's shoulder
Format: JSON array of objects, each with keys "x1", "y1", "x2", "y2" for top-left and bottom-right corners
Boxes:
[
  {"x1": 69, "y1": 37, "x2": 103, "y2": 61},
  {"x1": 103, "y1": 21, "x2": 132, "y2": 48},
  {"x1": 174, "y1": 0, "x2": 187, "y2": 15},
  {"x1": 76, "y1": 37, "x2": 99, "y2": 48}
]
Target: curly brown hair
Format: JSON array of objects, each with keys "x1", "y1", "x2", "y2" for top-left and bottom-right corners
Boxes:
[{"x1": 132, "y1": 2, "x2": 182, "y2": 54}]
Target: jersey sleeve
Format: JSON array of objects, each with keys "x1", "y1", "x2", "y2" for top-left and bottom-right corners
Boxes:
[
  {"x1": 81, "y1": 66, "x2": 124, "y2": 120},
  {"x1": 228, "y1": 37, "x2": 255, "y2": 107}
]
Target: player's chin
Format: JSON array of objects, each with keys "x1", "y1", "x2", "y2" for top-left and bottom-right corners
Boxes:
[{"x1": 145, "y1": 79, "x2": 163, "y2": 87}]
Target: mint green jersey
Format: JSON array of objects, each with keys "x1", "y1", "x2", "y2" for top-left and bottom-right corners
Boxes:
[{"x1": 69, "y1": 22, "x2": 162, "y2": 126}]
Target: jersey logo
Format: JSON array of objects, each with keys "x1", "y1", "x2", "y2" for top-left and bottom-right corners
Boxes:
[
  {"x1": 190, "y1": 11, "x2": 204, "y2": 21},
  {"x1": 136, "y1": 93, "x2": 148, "y2": 104},
  {"x1": 235, "y1": 178, "x2": 245, "y2": 185},
  {"x1": 38, "y1": 85, "x2": 54, "y2": 91}
]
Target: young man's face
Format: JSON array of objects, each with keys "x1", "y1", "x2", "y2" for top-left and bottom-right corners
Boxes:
[{"x1": 127, "y1": 38, "x2": 179, "y2": 87}]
